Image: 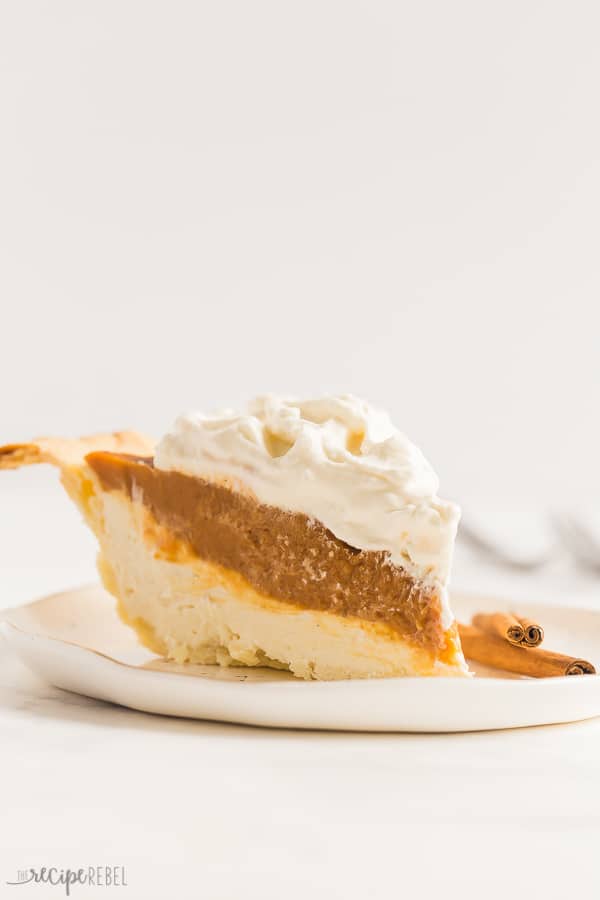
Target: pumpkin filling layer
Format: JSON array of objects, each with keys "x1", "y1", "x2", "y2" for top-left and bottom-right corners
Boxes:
[{"x1": 86, "y1": 452, "x2": 448, "y2": 652}]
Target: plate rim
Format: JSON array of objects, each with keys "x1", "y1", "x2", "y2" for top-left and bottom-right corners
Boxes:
[{"x1": 2, "y1": 584, "x2": 600, "y2": 732}]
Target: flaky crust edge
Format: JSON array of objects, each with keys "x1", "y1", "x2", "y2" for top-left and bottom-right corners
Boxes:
[
  {"x1": 0, "y1": 431, "x2": 155, "y2": 471},
  {"x1": 0, "y1": 430, "x2": 155, "y2": 529}
]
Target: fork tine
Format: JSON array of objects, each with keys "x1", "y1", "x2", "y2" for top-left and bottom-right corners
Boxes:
[{"x1": 459, "y1": 521, "x2": 553, "y2": 572}]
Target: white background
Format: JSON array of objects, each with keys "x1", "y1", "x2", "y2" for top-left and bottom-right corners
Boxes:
[
  {"x1": 2, "y1": 1, "x2": 600, "y2": 508},
  {"x1": 2, "y1": 4, "x2": 600, "y2": 899}
]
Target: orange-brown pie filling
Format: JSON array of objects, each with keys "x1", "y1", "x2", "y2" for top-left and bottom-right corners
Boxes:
[{"x1": 87, "y1": 452, "x2": 451, "y2": 653}]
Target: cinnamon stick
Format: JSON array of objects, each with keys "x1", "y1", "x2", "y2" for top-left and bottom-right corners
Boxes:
[
  {"x1": 516, "y1": 616, "x2": 544, "y2": 647},
  {"x1": 472, "y1": 612, "x2": 525, "y2": 645},
  {"x1": 458, "y1": 624, "x2": 596, "y2": 677},
  {"x1": 472, "y1": 612, "x2": 545, "y2": 647}
]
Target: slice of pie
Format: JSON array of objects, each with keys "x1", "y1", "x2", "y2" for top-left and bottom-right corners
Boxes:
[{"x1": 0, "y1": 395, "x2": 468, "y2": 679}]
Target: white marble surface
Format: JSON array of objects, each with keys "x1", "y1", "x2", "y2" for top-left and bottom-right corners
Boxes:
[{"x1": 2, "y1": 475, "x2": 600, "y2": 899}]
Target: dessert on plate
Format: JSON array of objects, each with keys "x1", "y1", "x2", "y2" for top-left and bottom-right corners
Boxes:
[{"x1": 0, "y1": 395, "x2": 468, "y2": 679}]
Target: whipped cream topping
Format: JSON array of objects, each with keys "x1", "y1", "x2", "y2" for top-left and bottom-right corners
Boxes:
[{"x1": 154, "y1": 395, "x2": 460, "y2": 588}]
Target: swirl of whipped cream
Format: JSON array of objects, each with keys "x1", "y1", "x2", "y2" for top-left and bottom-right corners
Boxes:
[{"x1": 154, "y1": 394, "x2": 460, "y2": 586}]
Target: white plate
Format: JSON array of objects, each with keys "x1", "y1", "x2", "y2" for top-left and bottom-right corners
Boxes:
[{"x1": 1, "y1": 585, "x2": 599, "y2": 732}]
